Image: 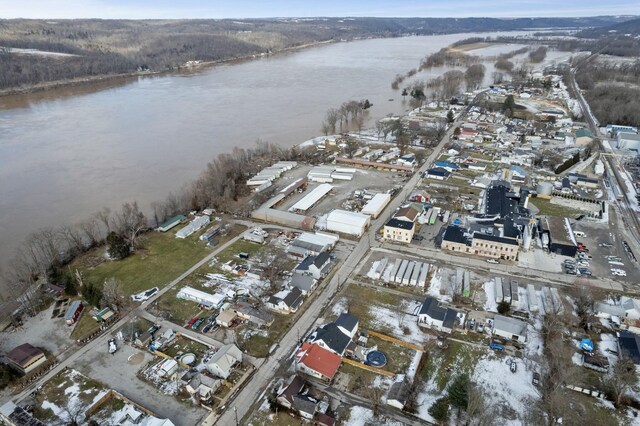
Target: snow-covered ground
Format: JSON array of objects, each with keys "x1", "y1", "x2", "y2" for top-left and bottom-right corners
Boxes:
[
  {"x1": 483, "y1": 280, "x2": 498, "y2": 312},
  {"x1": 40, "y1": 370, "x2": 108, "y2": 424},
  {"x1": 619, "y1": 168, "x2": 640, "y2": 212},
  {"x1": 344, "y1": 406, "x2": 404, "y2": 426},
  {"x1": 472, "y1": 355, "x2": 540, "y2": 425},
  {"x1": 368, "y1": 302, "x2": 431, "y2": 346}
]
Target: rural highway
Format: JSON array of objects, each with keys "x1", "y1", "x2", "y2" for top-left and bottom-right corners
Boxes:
[{"x1": 212, "y1": 109, "x2": 469, "y2": 425}]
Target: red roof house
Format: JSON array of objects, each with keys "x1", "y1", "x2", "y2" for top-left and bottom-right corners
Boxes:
[{"x1": 295, "y1": 343, "x2": 341, "y2": 381}]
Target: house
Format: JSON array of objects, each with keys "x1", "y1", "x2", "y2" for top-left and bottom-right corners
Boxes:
[
  {"x1": 293, "y1": 395, "x2": 318, "y2": 420},
  {"x1": 334, "y1": 313, "x2": 359, "y2": 339},
  {"x1": 184, "y1": 373, "x2": 221, "y2": 401},
  {"x1": 177, "y1": 286, "x2": 225, "y2": 310},
  {"x1": 383, "y1": 218, "x2": 415, "y2": 243},
  {"x1": 295, "y1": 343, "x2": 342, "y2": 381},
  {"x1": 425, "y1": 167, "x2": 451, "y2": 180},
  {"x1": 216, "y1": 310, "x2": 238, "y2": 327},
  {"x1": 267, "y1": 287, "x2": 304, "y2": 314},
  {"x1": 308, "y1": 323, "x2": 352, "y2": 356},
  {"x1": 234, "y1": 304, "x2": 275, "y2": 327},
  {"x1": 618, "y1": 331, "x2": 640, "y2": 364},
  {"x1": 157, "y1": 215, "x2": 187, "y2": 232},
  {"x1": 417, "y1": 297, "x2": 458, "y2": 334},
  {"x1": 5, "y1": 343, "x2": 47, "y2": 375},
  {"x1": 492, "y1": 315, "x2": 527, "y2": 343},
  {"x1": 434, "y1": 161, "x2": 460, "y2": 172},
  {"x1": 0, "y1": 402, "x2": 45, "y2": 426},
  {"x1": 387, "y1": 379, "x2": 411, "y2": 410},
  {"x1": 287, "y1": 232, "x2": 339, "y2": 259},
  {"x1": 64, "y1": 300, "x2": 84, "y2": 326},
  {"x1": 394, "y1": 206, "x2": 420, "y2": 223},
  {"x1": 289, "y1": 273, "x2": 318, "y2": 295},
  {"x1": 295, "y1": 252, "x2": 332, "y2": 280},
  {"x1": 206, "y1": 343, "x2": 242, "y2": 379},
  {"x1": 176, "y1": 215, "x2": 210, "y2": 239},
  {"x1": 277, "y1": 375, "x2": 306, "y2": 409}
]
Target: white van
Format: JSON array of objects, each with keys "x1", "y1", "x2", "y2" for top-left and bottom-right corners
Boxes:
[{"x1": 574, "y1": 231, "x2": 586, "y2": 238}]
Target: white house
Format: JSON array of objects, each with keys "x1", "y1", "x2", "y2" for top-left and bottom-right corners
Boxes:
[
  {"x1": 206, "y1": 344, "x2": 242, "y2": 379},
  {"x1": 267, "y1": 287, "x2": 304, "y2": 314},
  {"x1": 295, "y1": 252, "x2": 332, "y2": 280},
  {"x1": 334, "y1": 313, "x2": 359, "y2": 339},
  {"x1": 417, "y1": 297, "x2": 458, "y2": 334},
  {"x1": 492, "y1": 315, "x2": 527, "y2": 343},
  {"x1": 383, "y1": 218, "x2": 415, "y2": 243},
  {"x1": 177, "y1": 286, "x2": 225, "y2": 310}
]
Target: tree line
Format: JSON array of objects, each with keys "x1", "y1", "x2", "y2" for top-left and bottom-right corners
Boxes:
[{"x1": 1, "y1": 138, "x2": 312, "y2": 311}]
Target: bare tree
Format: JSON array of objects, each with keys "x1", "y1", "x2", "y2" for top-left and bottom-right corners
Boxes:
[
  {"x1": 395, "y1": 129, "x2": 410, "y2": 156},
  {"x1": 325, "y1": 107, "x2": 339, "y2": 133},
  {"x1": 78, "y1": 218, "x2": 101, "y2": 248},
  {"x1": 113, "y1": 201, "x2": 147, "y2": 250},
  {"x1": 464, "y1": 64, "x2": 486, "y2": 91},
  {"x1": 375, "y1": 120, "x2": 385, "y2": 140},
  {"x1": 320, "y1": 120, "x2": 331, "y2": 136},
  {"x1": 95, "y1": 207, "x2": 113, "y2": 234},
  {"x1": 101, "y1": 277, "x2": 129, "y2": 311},
  {"x1": 605, "y1": 356, "x2": 638, "y2": 407},
  {"x1": 343, "y1": 138, "x2": 360, "y2": 159},
  {"x1": 259, "y1": 247, "x2": 290, "y2": 292},
  {"x1": 354, "y1": 115, "x2": 365, "y2": 134},
  {"x1": 58, "y1": 225, "x2": 85, "y2": 254}
]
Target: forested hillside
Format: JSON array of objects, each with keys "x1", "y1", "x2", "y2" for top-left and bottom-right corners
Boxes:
[{"x1": 0, "y1": 16, "x2": 633, "y2": 91}]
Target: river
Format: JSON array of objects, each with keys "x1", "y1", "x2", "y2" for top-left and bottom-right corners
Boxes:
[{"x1": 0, "y1": 31, "x2": 564, "y2": 288}]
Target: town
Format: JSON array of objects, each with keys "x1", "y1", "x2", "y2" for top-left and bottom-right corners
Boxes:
[{"x1": 3, "y1": 33, "x2": 640, "y2": 426}]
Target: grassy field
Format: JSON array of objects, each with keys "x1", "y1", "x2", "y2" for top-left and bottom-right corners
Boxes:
[
  {"x1": 214, "y1": 239, "x2": 266, "y2": 264},
  {"x1": 529, "y1": 198, "x2": 584, "y2": 217},
  {"x1": 154, "y1": 288, "x2": 206, "y2": 325},
  {"x1": 370, "y1": 337, "x2": 416, "y2": 374},
  {"x1": 340, "y1": 284, "x2": 408, "y2": 329},
  {"x1": 73, "y1": 224, "x2": 245, "y2": 296},
  {"x1": 249, "y1": 410, "x2": 303, "y2": 426}
]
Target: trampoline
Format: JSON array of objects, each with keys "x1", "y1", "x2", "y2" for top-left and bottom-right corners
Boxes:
[
  {"x1": 180, "y1": 353, "x2": 196, "y2": 365},
  {"x1": 366, "y1": 350, "x2": 388, "y2": 368}
]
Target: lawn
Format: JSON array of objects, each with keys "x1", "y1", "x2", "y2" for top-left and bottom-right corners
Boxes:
[
  {"x1": 339, "y1": 362, "x2": 379, "y2": 394},
  {"x1": 249, "y1": 410, "x2": 304, "y2": 426},
  {"x1": 214, "y1": 239, "x2": 266, "y2": 264},
  {"x1": 73, "y1": 224, "x2": 245, "y2": 296},
  {"x1": 528, "y1": 198, "x2": 585, "y2": 217},
  {"x1": 153, "y1": 287, "x2": 206, "y2": 325},
  {"x1": 161, "y1": 335, "x2": 211, "y2": 358},
  {"x1": 237, "y1": 313, "x2": 290, "y2": 358},
  {"x1": 340, "y1": 284, "x2": 407, "y2": 329},
  {"x1": 70, "y1": 311, "x2": 100, "y2": 339},
  {"x1": 370, "y1": 337, "x2": 416, "y2": 374}
]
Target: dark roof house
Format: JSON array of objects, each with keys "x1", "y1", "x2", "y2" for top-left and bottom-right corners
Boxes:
[
  {"x1": 335, "y1": 313, "x2": 359, "y2": 338},
  {"x1": 418, "y1": 297, "x2": 458, "y2": 333},
  {"x1": 618, "y1": 331, "x2": 640, "y2": 364},
  {"x1": 310, "y1": 323, "x2": 352, "y2": 355}
]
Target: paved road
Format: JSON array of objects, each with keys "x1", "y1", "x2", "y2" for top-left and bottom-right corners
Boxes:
[{"x1": 212, "y1": 109, "x2": 470, "y2": 425}]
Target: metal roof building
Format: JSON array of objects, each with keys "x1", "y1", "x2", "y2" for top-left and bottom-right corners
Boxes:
[
  {"x1": 326, "y1": 209, "x2": 370, "y2": 237},
  {"x1": 361, "y1": 193, "x2": 391, "y2": 218},
  {"x1": 289, "y1": 184, "x2": 333, "y2": 213}
]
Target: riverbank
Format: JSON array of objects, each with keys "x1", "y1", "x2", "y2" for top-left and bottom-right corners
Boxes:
[{"x1": 0, "y1": 38, "x2": 338, "y2": 98}]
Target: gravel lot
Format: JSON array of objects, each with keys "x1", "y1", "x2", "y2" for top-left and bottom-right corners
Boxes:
[
  {"x1": 74, "y1": 342, "x2": 207, "y2": 426},
  {"x1": 0, "y1": 303, "x2": 74, "y2": 355}
]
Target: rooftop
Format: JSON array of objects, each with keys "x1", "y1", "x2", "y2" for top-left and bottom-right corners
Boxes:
[
  {"x1": 493, "y1": 315, "x2": 528, "y2": 337},
  {"x1": 473, "y1": 232, "x2": 519, "y2": 246},
  {"x1": 6, "y1": 343, "x2": 44, "y2": 367},
  {"x1": 385, "y1": 218, "x2": 414, "y2": 230},
  {"x1": 443, "y1": 225, "x2": 468, "y2": 245},
  {"x1": 296, "y1": 343, "x2": 342, "y2": 379}
]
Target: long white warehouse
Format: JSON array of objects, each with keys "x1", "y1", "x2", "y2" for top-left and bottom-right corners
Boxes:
[
  {"x1": 361, "y1": 193, "x2": 391, "y2": 218},
  {"x1": 289, "y1": 183, "x2": 333, "y2": 213},
  {"x1": 325, "y1": 209, "x2": 370, "y2": 237},
  {"x1": 177, "y1": 286, "x2": 225, "y2": 309}
]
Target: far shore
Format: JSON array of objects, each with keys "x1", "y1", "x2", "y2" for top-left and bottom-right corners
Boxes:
[{"x1": 0, "y1": 38, "x2": 340, "y2": 98}]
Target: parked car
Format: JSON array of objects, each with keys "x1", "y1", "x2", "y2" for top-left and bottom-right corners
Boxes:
[
  {"x1": 489, "y1": 342, "x2": 504, "y2": 351},
  {"x1": 476, "y1": 323, "x2": 484, "y2": 333},
  {"x1": 202, "y1": 324, "x2": 212, "y2": 333},
  {"x1": 131, "y1": 287, "x2": 159, "y2": 302},
  {"x1": 412, "y1": 235, "x2": 425, "y2": 241},
  {"x1": 510, "y1": 361, "x2": 517, "y2": 373},
  {"x1": 611, "y1": 269, "x2": 627, "y2": 277},
  {"x1": 532, "y1": 372, "x2": 540, "y2": 386},
  {"x1": 468, "y1": 319, "x2": 476, "y2": 330},
  {"x1": 186, "y1": 317, "x2": 199, "y2": 328},
  {"x1": 566, "y1": 269, "x2": 577, "y2": 275},
  {"x1": 599, "y1": 243, "x2": 613, "y2": 248},
  {"x1": 192, "y1": 318, "x2": 204, "y2": 330},
  {"x1": 486, "y1": 258, "x2": 499, "y2": 264},
  {"x1": 578, "y1": 268, "x2": 592, "y2": 276}
]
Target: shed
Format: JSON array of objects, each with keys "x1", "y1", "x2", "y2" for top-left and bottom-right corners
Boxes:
[
  {"x1": 158, "y1": 215, "x2": 187, "y2": 232},
  {"x1": 493, "y1": 315, "x2": 527, "y2": 343},
  {"x1": 216, "y1": 310, "x2": 238, "y2": 327},
  {"x1": 64, "y1": 300, "x2": 84, "y2": 326}
]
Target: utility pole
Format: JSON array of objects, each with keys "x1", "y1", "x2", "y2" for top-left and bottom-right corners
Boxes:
[{"x1": 234, "y1": 407, "x2": 238, "y2": 426}]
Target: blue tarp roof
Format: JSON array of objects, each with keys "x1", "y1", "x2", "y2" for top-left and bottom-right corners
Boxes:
[{"x1": 580, "y1": 338, "x2": 594, "y2": 351}]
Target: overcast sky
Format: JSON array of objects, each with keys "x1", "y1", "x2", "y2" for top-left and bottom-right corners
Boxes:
[{"x1": 1, "y1": 0, "x2": 639, "y2": 19}]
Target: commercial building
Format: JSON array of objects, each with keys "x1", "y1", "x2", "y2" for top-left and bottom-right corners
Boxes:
[
  {"x1": 383, "y1": 218, "x2": 415, "y2": 243},
  {"x1": 470, "y1": 233, "x2": 519, "y2": 261},
  {"x1": 287, "y1": 232, "x2": 339, "y2": 259},
  {"x1": 539, "y1": 217, "x2": 577, "y2": 257},
  {"x1": 5, "y1": 343, "x2": 47, "y2": 375},
  {"x1": 617, "y1": 132, "x2": 640, "y2": 152},
  {"x1": 289, "y1": 184, "x2": 333, "y2": 213},
  {"x1": 325, "y1": 210, "x2": 370, "y2": 237},
  {"x1": 361, "y1": 193, "x2": 391, "y2": 218}
]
